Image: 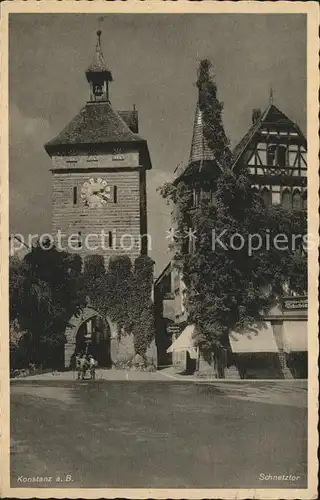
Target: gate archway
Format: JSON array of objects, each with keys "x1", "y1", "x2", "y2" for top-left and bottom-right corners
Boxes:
[
  {"x1": 75, "y1": 315, "x2": 111, "y2": 367},
  {"x1": 64, "y1": 307, "x2": 117, "y2": 368}
]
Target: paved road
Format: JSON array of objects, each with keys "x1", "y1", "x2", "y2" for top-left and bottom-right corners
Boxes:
[{"x1": 10, "y1": 379, "x2": 307, "y2": 489}]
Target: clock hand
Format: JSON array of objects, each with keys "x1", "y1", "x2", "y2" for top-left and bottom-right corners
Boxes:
[{"x1": 96, "y1": 192, "x2": 108, "y2": 200}]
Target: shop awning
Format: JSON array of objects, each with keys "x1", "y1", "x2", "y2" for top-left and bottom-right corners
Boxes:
[
  {"x1": 283, "y1": 321, "x2": 308, "y2": 353},
  {"x1": 167, "y1": 324, "x2": 198, "y2": 358},
  {"x1": 229, "y1": 322, "x2": 279, "y2": 354}
]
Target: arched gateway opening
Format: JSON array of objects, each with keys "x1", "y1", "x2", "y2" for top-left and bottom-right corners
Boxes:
[
  {"x1": 75, "y1": 316, "x2": 111, "y2": 367},
  {"x1": 65, "y1": 307, "x2": 115, "y2": 369}
]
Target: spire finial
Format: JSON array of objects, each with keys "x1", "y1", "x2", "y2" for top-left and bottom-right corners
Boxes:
[
  {"x1": 269, "y1": 86, "x2": 274, "y2": 105},
  {"x1": 85, "y1": 29, "x2": 113, "y2": 102}
]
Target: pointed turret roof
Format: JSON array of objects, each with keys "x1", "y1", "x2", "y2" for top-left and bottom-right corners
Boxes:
[
  {"x1": 85, "y1": 30, "x2": 112, "y2": 81},
  {"x1": 189, "y1": 102, "x2": 215, "y2": 164},
  {"x1": 174, "y1": 99, "x2": 222, "y2": 182}
]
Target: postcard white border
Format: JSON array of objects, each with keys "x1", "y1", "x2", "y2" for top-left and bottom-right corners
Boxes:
[{"x1": 1, "y1": 2, "x2": 318, "y2": 498}]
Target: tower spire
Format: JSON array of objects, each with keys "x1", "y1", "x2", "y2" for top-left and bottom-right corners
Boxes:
[
  {"x1": 85, "y1": 30, "x2": 113, "y2": 102},
  {"x1": 269, "y1": 86, "x2": 274, "y2": 105}
]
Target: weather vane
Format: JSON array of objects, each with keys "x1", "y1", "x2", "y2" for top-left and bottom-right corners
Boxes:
[{"x1": 269, "y1": 86, "x2": 274, "y2": 105}]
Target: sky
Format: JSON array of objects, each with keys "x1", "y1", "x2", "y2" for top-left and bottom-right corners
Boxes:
[{"x1": 9, "y1": 13, "x2": 306, "y2": 275}]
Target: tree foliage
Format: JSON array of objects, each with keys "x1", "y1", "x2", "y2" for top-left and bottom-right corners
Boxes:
[{"x1": 9, "y1": 242, "x2": 85, "y2": 368}]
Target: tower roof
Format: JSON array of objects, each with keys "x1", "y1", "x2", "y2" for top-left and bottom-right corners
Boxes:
[
  {"x1": 189, "y1": 102, "x2": 215, "y2": 164},
  {"x1": 85, "y1": 30, "x2": 112, "y2": 81},
  {"x1": 174, "y1": 99, "x2": 222, "y2": 183},
  {"x1": 45, "y1": 101, "x2": 151, "y2": 168}
]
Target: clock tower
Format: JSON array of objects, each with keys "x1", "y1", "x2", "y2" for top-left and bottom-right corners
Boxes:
[{"x1": 45, "y1": 30, "x2": 152, "y2": 266}]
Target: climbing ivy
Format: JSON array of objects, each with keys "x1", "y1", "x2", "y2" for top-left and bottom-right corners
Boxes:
[{"x1": 83, "y1": 254, "x2": 155, "y2": 358}]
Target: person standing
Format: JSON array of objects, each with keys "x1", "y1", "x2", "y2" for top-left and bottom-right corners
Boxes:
[
  {"x1": 89, "y1": 355, "x2": 97, "y2": 381},
  {"x1": 77, "y1": 353, "x2": 87, "y2": 380}
]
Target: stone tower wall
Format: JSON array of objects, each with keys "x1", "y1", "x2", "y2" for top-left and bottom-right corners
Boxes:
[{"x1": 51, "y1": 152, "x2": 146, "y2": 266}]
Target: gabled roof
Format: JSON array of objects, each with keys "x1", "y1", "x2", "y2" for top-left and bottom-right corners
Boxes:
[
  {"x1": 45, "y1": 101, "x2": 146, "y2": 153},
  {"x1": 119, "y1": 109, "x2": 139, "y2": 134},
  {"x1": 232, "y1": 104, "x2": 306, "y2": 170}
]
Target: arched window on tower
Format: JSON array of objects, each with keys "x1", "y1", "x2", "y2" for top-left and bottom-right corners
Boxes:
[
  {"x1": 292, "y1": 189, "x2": 302, "y2": 211},
  {"x1": 302, "y1": 190, "x2": 307, "y2": 210},
  {"x1": 261, "y1": 187, "x2": 272, "y2": 207},
  {"x1": 282, "y1": 188, "x2": 292, "y2": 210},
  {"x1": 113, "y1": 186, "x2": 117, "y2": 204}
]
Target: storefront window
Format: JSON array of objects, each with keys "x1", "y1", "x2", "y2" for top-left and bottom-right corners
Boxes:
[
  {"x1": 261, "y1": 187, "x2": 272, "y2": 207},
  {"x1": 282, "y1": 189, "x2": 292, "y2": 209}
]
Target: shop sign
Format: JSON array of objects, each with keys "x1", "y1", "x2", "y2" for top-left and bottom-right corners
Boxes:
[{"x1": 283, "y1": 298, "x2": 308, "y2": 310}]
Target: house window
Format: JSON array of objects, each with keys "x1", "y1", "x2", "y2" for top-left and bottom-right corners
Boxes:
[
  {"x1": 282, "y1": 189, "x2": 292, "y2": 210},
  {"x1": 73, "y1": 186, "x2": 77, "y2": 205},
  {"x1": 277, "y1": 146, "x2": 287, "y2": 167},
  {"x1": 261, "y1": 187, "x2": 272, "y2": 207},
  {"x1": 113, "y1": 186, "x2": 117, "y2": 204},
  {"x1": 292, "y1": 190, "x2": 302, "y2": 211},
  {"x1": 267, "y1": 145, "x2": 277, "y2": 166}
]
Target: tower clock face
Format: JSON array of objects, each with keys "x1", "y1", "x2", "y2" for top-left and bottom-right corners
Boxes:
[{"x1": 81, "y1": 178, "x2": 111, "y2": 207}]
